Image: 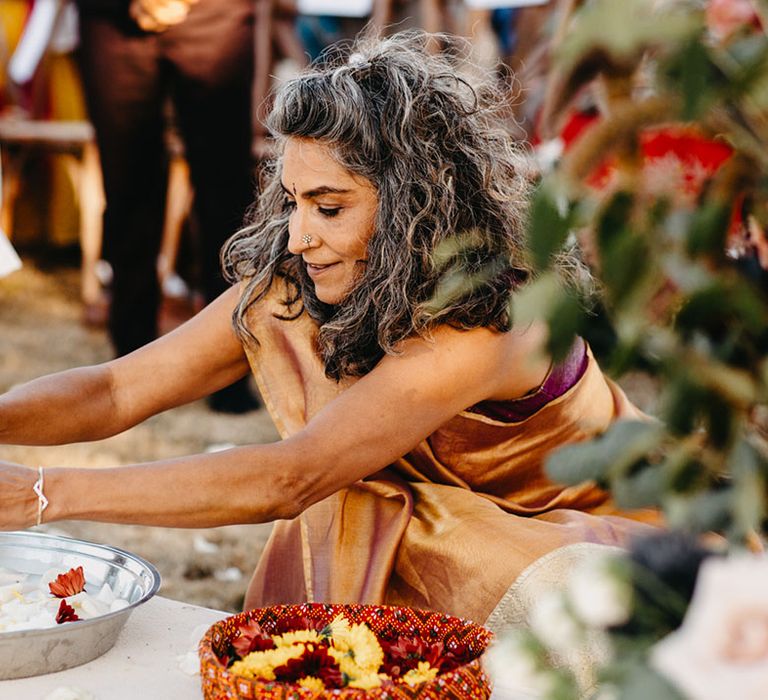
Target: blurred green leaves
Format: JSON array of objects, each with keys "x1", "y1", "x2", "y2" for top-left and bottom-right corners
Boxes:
[
  {"x1": 424, "y1": 231, "x2": 508, "y2": 314},
  {"x1": 606, "y1": 663, "x2": 686, "y2": 700},
  {"x1": 596, "y1": 191, "x2": 652, "y2": 305},
  {"x1": 527, "y1": 183, "x2": 575, "y2": 270},
  {"x1": 546, "y1": 420, "x2": 664, "y2": 489},
  {"x1": 663, "y1": 37, "x2": 723, "y2": 121},
  {"x1": 548, "y1": 0, "x2": 700, "y2": 120},
  {"x1": 512, "y1": 271, "x2": 587, "y2": 362},
  {"x1": 686, "y1": 201, "x2": 732, "y2": 257},
  {"x1": 527, "y1": 0, "x2": 768, "y2": 547}
]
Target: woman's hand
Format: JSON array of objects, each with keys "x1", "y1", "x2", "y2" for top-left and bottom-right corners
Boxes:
[{"x1": 0, "y1": 462, "x2": 38, "y2": 530}]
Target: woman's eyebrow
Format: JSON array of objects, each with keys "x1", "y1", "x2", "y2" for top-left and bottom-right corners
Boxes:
[{"x1": 280, "y1": 181, "x2": 352, "y2": 198}]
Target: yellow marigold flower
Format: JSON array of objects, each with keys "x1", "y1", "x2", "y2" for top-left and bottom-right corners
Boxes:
[
  {"x1": 327, "y1": 646, "x2": 343, "y2": 661},
  {"x1": 329, "y1": 619, "x2": 383, "y2": 671},
  {"x1": 229, "y1": 657, "x2": 274, "y2": 681},
  {"x1": 229, "y1": 644, "x2": 306, "y2": 680},
  {"x1": 327, "y1": 649, "x2": 357, "y2": 676},
  {"x1": 298, "y1": 676, "x2": 326, "y2": 692},
  {"x1": 272, "y1": 630, "x2": 322, "y2": 647},
  {"x1": 402, "y1": 661, "x2": 439, "y2": 687},
  {"x1": 327, "y1": 613, "x2": 352, "y2": 644},
  {"x1": 326, "y1": 649, "x2": 366, "y2": 682},
  {"x1": 346, "y1": 623, "x2": 384, "y2": 672},
  {"x1": 328, "y1": 647, "x2": 388, "y2": 690},
  {"x1": 347, "y1": 671, "x2": 386, "y2": 690}
]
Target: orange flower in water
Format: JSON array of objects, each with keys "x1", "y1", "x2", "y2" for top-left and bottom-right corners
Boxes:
[
  {"x1": 55, "y1": 599, "x2": 80, "y2": 624},
  {"x1": 49, "y1": 566, "x2": 86, "y2": 598}
]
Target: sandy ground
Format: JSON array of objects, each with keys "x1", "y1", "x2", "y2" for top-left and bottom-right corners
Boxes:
[{"x1": 0, "y1": 258, "x2": 280, "y2": 612}]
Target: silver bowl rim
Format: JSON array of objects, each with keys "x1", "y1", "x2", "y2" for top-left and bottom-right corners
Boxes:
[{"x1": 0, "y1": 529, "x2": 161, "y2": 640}]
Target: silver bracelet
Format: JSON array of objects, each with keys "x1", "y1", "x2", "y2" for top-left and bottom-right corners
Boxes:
[{"x1": 32, "y1": 466, "x2": 49, "y2": 526}]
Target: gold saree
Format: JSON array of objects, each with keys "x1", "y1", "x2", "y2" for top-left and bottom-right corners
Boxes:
[{"x1": 241, "y1": 287, "x2": 657, "y2": 625}]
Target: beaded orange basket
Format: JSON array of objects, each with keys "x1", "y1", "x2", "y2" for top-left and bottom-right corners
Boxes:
[{"x1": 198, "y1": 603, "x2": 493, "y2": 699}]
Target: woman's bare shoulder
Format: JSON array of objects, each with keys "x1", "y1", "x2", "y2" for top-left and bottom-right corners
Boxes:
[{"x1": 383, "y1": 321, "x2": 552, "y2": 403}]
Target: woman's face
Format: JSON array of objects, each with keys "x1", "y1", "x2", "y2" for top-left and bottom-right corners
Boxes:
[{"x1": 283, "y1": 138, "x2": 378, "y2": 305}]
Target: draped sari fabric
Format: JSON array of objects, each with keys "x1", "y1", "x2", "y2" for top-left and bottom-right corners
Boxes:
[{"x1": 242, "y1": 284, "x2": 657, "y2": 624}]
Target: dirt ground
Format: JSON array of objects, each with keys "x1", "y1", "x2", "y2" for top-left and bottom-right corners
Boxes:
[{"x1": 0, "y1": 257, "x2": 280, "y2": 612}]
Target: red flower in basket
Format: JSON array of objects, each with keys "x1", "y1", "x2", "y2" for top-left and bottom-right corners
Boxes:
[
  {"x1": 231, "y1": 619, "x2": 275, "y2": 658},
  {"x1": 380, "y1": 635, "x2": 445, "y2": 676},
  {"x1": 274, "y1": 644, "x2": 343, "y2": 688}
]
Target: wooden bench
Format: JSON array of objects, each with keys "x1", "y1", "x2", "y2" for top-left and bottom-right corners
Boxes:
[
  {"x1": 0, "y1": 117, "x2": 95, "y2": 236},
  {"x1": 0, "y1": 117, "x2": 105, "y2": 308}
]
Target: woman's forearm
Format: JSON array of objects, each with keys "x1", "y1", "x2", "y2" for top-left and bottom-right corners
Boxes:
[
  {"x1": 42, "y1": 444, "x2": 305, "y2": 528},
  {"x1": 0, "y1": 365, "x2": 121, "y2": 446},
  {"x1": 0, "y1": 287, "x2": 251, "y2": 449}
]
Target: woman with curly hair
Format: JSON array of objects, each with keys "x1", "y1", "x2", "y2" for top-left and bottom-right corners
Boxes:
[{"x1": 0, "y1": 32, "x2": 653, "y2": 625}]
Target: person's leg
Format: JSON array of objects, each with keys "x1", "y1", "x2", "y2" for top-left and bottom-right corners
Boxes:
[
  {"x1": 77, "y1": 16, "x2": 167, "y2": 355},
  {"x1": 163, "y1": 0, "x2": 259, "y2": 412},
  {"x1": 162, "y1": 0, "x2": 255, "y2": 305},
  {"x1": 71, "y1": 141, "x2": 108, "y2": 325}
]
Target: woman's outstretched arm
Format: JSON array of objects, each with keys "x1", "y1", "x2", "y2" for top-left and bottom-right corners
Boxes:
[
  {"x1": 0, "y1": 321, "x2": 550, "y2": 531},
  {"x1": 0, "y1": 285, "x2": 250, "y2": 446}
]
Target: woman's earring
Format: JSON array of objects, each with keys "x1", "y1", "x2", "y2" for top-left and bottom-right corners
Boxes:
[{"x1": 301, "y1": 234, "x2": 312, "y2": 246}]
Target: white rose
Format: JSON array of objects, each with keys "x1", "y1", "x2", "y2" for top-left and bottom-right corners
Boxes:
[
  {"x1": 567, "y1": 553, "x2": 632, "y2": 628},
  {"x1": 484, "y1": 631, "x2": 556, "y2": 699},
  {"x1": 529, "y1": 590, "x2": 583, "y2": 654},
  {"x1": 650, "y1": 554, "x2": 768, "y2": 700}
]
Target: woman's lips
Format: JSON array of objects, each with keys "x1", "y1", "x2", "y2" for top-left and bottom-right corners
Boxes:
[{"x1": 305, "y1": 261, "x2": 339, "y2": 278}]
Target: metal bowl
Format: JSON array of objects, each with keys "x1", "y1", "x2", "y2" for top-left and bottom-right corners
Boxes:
[{"x1": 0, "y1": 530, "x2": 160, "y2": 680}]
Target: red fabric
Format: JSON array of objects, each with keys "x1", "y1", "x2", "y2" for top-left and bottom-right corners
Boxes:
[
  {"x1": 640, "y1": 127, "x2": 733, "y2": 193},
  {"x1": 553, "y1": 110, "x2": 734, "y2": 198},
  {"x1": 560, "y1": 108, "x2": 601, "y2": 148}
]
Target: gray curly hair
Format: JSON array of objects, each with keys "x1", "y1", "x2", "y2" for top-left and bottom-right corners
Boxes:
[{"x1": 222, "y1": 30, "x2": 533, "y2": 381}]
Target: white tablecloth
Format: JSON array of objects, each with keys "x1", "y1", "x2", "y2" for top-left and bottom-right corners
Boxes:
[{"x1": 0, "y1": 596, "x2": 228, "y2": 700}]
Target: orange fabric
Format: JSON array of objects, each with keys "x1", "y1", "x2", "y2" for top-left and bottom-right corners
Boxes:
[{"x1": 242, "y1": 283, "x2": 657, "y2": 622}]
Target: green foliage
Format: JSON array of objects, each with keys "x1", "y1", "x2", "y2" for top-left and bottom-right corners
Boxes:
[
  {"x1": 424, "y1": 232, "x2": 508, "y2": 313},
  {"x1": 596, "y1": 191, "x2": 652, "y2": 305},
  {"x1": 686, "y1": 201, "x2": 732, "y2": 256},
  {"x1": 530, "y1": 0, "x2": 768, "y2": 548},
  {"x1": 729, "y1": 438, "x2": 768, "y2": 540},
  {"x1": 549, "y1": 0, "x2": 700, "y2": 118},
  {"x1": 663, "y1": 37, "x2": 723, "y2": 121},
  {"x1": 546, "y1": 421, "x2": 664, "y2": 488},
  {"x1": 612, "y1": 664, "x2": 686, "y2": 700},
  {"x1": 512, "y1": 272, "x2": 587, "y2": 362},
  {"x1": 527, "y1": 184, "x2": 575, "y2": 270}
]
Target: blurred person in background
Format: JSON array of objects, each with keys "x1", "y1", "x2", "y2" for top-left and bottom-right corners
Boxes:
[
  {"x1": 73, "y1": 0, "x2": 259, "y2": 412},
  {"x1": 252, "y1": 0, "x2": 308, "y2": 158},
  {"x1": 368, "y1": 0, "x2": 553, "y2": 140}
]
